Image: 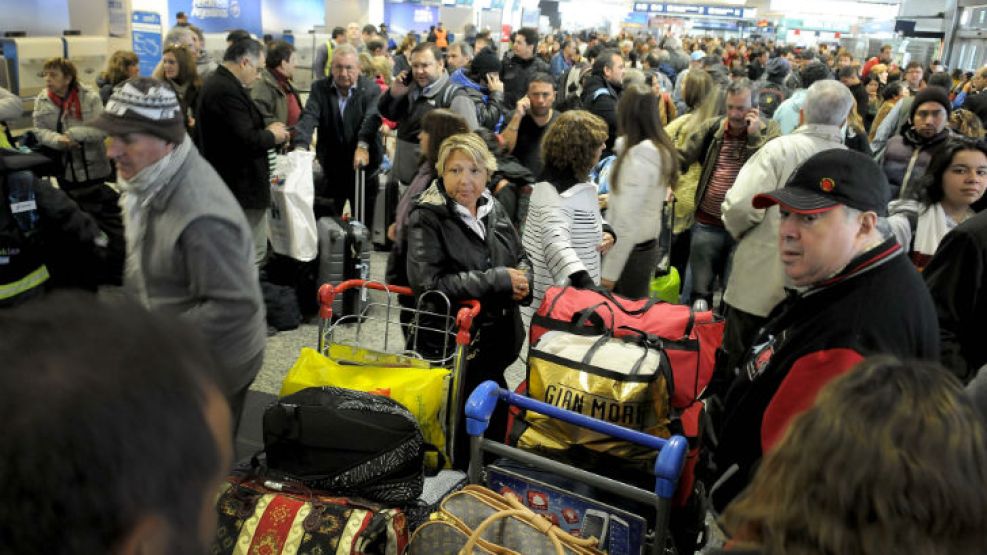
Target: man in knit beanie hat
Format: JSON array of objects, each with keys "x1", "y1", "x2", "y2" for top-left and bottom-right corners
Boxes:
[
  {"x1": 881, "y1": 85, "x2": 953, "y2": 198},
  {"x1": 91, "y1": 77, "x2": 265, "y2": 430}
]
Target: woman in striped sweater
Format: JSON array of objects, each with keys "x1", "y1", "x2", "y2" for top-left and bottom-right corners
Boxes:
[{"x1": 522, "y1": 110, "x2": 615, "y2": 322}]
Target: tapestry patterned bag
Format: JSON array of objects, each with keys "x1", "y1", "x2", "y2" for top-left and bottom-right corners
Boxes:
[{"x1": 212, "y1": 474, "x2": 408, "y2": 555}]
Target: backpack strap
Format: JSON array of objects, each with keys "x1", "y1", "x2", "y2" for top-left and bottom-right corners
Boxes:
[
  {"x1": 439, "y1": 82, "x2": 463, "y2": 109},
  {"x1": 591, "y1": 87, "x2": 611, "y2": 102}
]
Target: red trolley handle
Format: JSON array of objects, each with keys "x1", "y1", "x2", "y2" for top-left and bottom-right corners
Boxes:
[{"x1": 317, "y1": 280, "x2": 481, "y2": 346}]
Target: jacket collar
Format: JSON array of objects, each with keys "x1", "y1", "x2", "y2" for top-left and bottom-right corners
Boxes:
[
  {"x1": 792, "y1": 123, "x2": 845, "y2": 143},
  {"x1": 259, "y1": 68, "x2": 287, "y2": 97},
  {"x1": 419, "y1": 71, "x2": 451, "y2": 99},
  {"x1": 799, "y1": 236, "x2": 902, "y2": 298}
]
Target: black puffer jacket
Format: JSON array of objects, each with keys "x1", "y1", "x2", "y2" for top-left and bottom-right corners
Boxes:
[{"x1": 406, "y1": 180, "x2": 532, "y2": 366}]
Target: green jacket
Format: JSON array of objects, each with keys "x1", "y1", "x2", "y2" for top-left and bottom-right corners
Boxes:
[{"x1": 250, "y1": 68, "x2": 301, "y2": 126}]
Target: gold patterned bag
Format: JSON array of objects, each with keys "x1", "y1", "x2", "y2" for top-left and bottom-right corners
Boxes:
[
  {"x1": 212, "y1": 475, "x2": 408, "y2": 555},
  {"x1": 407, "y1": 485, "x2": 604, "y2": 555},
  {"x1": 518, "y1": 331, "x2": 672, "y2": 461}
]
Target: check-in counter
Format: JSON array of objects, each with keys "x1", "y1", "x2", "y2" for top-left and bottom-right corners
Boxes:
[
  {"x1": 63, "y1": 35, "x2": 109, "y2": 90},
  {"x1": 0, "y1": 37, "x2": 64, "y2": 98}
]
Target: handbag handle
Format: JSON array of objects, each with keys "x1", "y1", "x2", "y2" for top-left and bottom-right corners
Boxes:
[
  {"x1": 571, "y1": 302, "x2": 617, "y2": 335},
  {"x1": 458, "y1": 509, "x2": 565, "y2": 555}
]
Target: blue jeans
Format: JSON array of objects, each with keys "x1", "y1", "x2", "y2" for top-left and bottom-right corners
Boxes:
[{"x1": 687, "y1": 222, "x2": 735, "y2": 305}]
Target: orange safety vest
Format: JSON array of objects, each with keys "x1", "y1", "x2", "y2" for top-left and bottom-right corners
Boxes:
[{"x1": 435, "y1": 28, "x2": 448, "y2": 48}]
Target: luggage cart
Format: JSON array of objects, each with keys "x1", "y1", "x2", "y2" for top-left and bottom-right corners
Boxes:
[
  {"x1": 464, "y1": 381, "x2": 688, "y2": 555},
  {"x1": 317, "y1": 279, "x2": 481, "y2": 467}
]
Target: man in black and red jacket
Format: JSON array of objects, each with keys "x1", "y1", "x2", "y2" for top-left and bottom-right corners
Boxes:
[{"x1": 709, "y1": 149, "x2": 940, "y2": 511}]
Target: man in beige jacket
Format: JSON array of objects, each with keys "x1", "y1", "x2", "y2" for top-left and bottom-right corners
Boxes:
[{"x1": 715, "y1": 80, "x2": 855, "y2": 391}]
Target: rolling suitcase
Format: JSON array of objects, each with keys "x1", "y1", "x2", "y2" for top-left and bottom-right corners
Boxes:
[
  {"x1": 372, "y1": 172, "x2": 399, "y2": 251},
  {"x1": 317, "y1": 168, "x2": 372, "y2": 318}
]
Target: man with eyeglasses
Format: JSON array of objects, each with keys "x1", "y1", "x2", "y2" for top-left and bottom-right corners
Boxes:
[
  {"x1": 378, "y1": 42, "x2": 477, "y2": 186},
  {"x1": 197, "y1": 38, "x2": 289, "y2": 266},
  {"x1": 881, "y1": 86, "x2": 954, "y2": 199},
  {"x1": 294, "y1": 44, "x2": 383, "y2": 219}
]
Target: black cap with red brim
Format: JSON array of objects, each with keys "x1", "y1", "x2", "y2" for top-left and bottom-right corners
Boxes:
[{"x1": 752, "y1": 148, "x2": 891, "y2": 217}]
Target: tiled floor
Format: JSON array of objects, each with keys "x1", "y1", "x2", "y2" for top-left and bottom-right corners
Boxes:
[{"x1": 251, "y1": 250, "x2": 526, "y2": 397}]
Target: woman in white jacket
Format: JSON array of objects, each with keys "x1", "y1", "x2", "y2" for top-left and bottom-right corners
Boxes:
[{"x1": 601, "y1": 83, "x2": 679, "y2": 298}]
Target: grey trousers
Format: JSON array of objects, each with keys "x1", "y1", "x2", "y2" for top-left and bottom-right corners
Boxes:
[{"x1": 243, "y1": 208, "x2": 268, "y2": 267}]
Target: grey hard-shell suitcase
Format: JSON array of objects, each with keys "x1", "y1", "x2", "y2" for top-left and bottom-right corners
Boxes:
[{"x1": 317, "y1": 168, "x2": 372, "y2": 318}]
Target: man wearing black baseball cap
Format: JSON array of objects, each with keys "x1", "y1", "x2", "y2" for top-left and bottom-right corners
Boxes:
[{"x1": 708, "y1": 148, "x2": 941, "y2": 511}]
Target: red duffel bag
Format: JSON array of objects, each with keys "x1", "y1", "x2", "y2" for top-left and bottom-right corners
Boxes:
[{"x1": 529, "y1": 286, "x2": 724, "y2": 408}]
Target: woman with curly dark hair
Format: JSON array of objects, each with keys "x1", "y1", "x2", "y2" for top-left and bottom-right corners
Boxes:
[
  {"x1": 714, "y1": 356, "x2": 987, "y2": 555},
  {"x1": 521, "y1": 109, "x2": 614, "y2": 320}
]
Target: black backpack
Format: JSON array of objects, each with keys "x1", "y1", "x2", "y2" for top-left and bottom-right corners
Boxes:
[{"x1": 262, "y1": 386, "x2": 433, "y2": 505}]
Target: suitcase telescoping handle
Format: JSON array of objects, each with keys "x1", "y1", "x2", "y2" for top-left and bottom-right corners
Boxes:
[{"x1": 354, "y1": 166, "x2": 366, "y2": 223}]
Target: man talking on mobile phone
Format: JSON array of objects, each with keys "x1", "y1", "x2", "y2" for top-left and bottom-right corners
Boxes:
[
  {"x1": 378, "y1": 42, "x2": 477, "y2": 186},
  {"x1": 678, "y1": 78, "x2": 781, "y2": 312}
]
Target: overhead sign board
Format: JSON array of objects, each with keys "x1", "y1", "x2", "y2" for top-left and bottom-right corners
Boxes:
[{"x1": 631, "y1": 3, "x2": 754, "y2": 19}]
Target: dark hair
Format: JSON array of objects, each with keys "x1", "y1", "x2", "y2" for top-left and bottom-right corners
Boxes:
[
  {"x1": 365, "y1": 39, "x2": 385, "y2": 54},
  {"x1": 836, "y1": 66, "x2": 857, "y2": 80},
  {"x1": 265, "y1": 40, "x2": 295, "y2": 71},
  {"x1": 800, "y1": 61, "x2": 832, "y2": 89},
  {"x1": 591, "y1": 48, "x2": 620, "y2": 76},
  {"x1": 722, "y1": 357, "x2": 987, "y2": 555},
  {"x1": 411, "y1": 41, "x2": 442, "y2": 63},
  {"x1": 905, "y1": 60, "x2": 923, "y2": 71},
  {"x1": 517, "y1": 27, "x2": 538, "y2": 49},
  {"x1": 611, "y1": 83, "x2": 679, "y2": 193},
  {"x1": 0, "y1": 292, "x2": 223, "y2": 554},
  {"x1": 643, "y1": 52, "x2": 661, "y2": 69},
  {"x1": 362, "y1": 23, "x2": 377, "y2": 35},
  {"x1": 223, "y1": 38, "x2": 264, "y2": 63},
  {"x1": 332, "y1": 26, "x2": 346, "y2": 39},
  {"x1": 420, "y1": 108, "x2": 469, "y2": 167},
  {"x1": 225, "y1": 29, "x2": 251, "y2": 43},
  {"x1": 584, "y1": 44, "x2": 605, "y2": 62},
  {"x1": 929, "y1": 71, "x2": 953, "y2": 89},
  {"x1": 915, "y1": 137, "x2": 987, "y2": 205},
  {"x1": 42, "y1": 57, "x2": 78, "y2": 87},
  {"x1": 882, "y1": 80, "x2": 907, "y2": 101},
  {"x1": 527, "y1": 71, "x2": 555, "y2": 89}
]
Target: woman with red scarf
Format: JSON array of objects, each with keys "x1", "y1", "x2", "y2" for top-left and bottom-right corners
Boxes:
[
  {"x1": 32, "y1": 57, "x2": 123, "y2": 285},
  {"x1": 250, "y1": 40, "x2": 302, "y2": 135}
]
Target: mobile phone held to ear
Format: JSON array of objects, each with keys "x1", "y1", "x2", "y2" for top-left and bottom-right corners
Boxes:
[{"x1": 402, "y1": 71, "x2": 413, "y2": 86}]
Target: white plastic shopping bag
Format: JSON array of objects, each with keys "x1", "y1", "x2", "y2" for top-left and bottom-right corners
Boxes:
[{"x1": 268, "y1": 150, "x2": 318, "y2": 261}]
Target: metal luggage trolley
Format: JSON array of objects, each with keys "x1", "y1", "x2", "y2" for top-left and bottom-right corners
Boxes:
[
  {"x1": 464, "y1": 381, "x2": 689, "y2": 555},
  {"x1": 317, "y1": 279, "x2": 481, "y2": 467}
]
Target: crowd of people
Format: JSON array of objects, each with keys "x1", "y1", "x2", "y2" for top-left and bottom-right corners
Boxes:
[{"x1": 4, "y1": 18, "x2": 987, "y2": 554}]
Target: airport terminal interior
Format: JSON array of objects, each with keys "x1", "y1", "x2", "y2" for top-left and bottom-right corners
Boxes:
[{"x1": 4, "y1": 0, "x2": 987, "y2": 554}]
